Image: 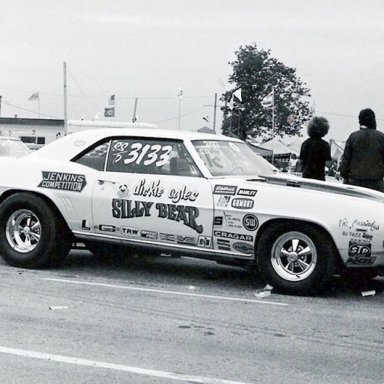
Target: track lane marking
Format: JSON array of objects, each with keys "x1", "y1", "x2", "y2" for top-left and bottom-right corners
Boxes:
[
  {"x1": 0, "y1": 346, "x2": 252, "y2": 384},
  {"x1": 42, "y1": 277, "x2": 288, "y2": 306}
]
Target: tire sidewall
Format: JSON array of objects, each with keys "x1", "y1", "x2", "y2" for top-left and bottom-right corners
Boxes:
[
  {"x1": 0, "y1": 193, "x2": 57, "y2": 268},
  {"x1": 257, "y1": 222, "x2": 335, "y2": 295}
]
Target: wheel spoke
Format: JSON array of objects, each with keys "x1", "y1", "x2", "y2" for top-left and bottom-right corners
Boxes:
[
  {"x1": 291, "y1": 239, "x2": 299, "y2": 252},
  {"x1": 280, "y1": 249, "x2": 290, "y2": 257},
  {"x1": 298, "y1": 246, "x2": 311, "y2": 257},
  {"x1": 297, "y1": 259, "x2": 310, "y2": 271},
  {"x1": 30, "y1": 232, "x2": 40, "y2": 241},
  {"x1": 286, "y1": 260, "x2": 294, "y2": 272}
]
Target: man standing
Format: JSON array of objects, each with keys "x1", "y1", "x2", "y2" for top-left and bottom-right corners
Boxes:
[{"x1": 339, "y1": 108, "x2": 384, "y2": 192}]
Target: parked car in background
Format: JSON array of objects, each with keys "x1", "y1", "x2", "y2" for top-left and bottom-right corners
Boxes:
[
  {"x1": 0, "y1": 128, "x2": 383, "y2": 295},
  {"x1": 0, "y1": 136, "x2": 31, "y2": 160}
]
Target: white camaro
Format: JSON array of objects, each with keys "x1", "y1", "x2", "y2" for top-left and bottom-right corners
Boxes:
[{"x1": 0, "y1": 128, "x2": 382, "y2": 295}]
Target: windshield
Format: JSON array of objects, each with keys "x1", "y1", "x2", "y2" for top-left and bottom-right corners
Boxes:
[
  {"x1": 0, "y1": 138, "x2": 31, "y2": 158},
  {"x1": 192, "y1": 139, "x2": 276, "y2": 177}
]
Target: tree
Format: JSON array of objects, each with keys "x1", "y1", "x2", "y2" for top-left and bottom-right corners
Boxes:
[{"x1": 221, "y1": 43, "x2": 312, "y2": 141}]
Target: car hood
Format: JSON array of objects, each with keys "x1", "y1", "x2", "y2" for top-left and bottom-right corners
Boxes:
[{"x1": 214, "y1": 174, "x2": 384, "y2": 203}]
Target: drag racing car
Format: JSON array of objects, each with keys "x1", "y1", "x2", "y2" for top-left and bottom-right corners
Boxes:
[{"x1": 0, "y1": 128, "x2": 383, "y2": 295}]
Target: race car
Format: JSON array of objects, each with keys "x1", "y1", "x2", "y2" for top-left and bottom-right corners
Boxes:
[{"x1": 0, "y1": 127, "x2": 383, "y2": 295}]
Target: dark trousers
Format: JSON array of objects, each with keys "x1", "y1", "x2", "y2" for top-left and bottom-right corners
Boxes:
[{"x1": 349, "y1": 178, "x2": 384, "y2": 192}]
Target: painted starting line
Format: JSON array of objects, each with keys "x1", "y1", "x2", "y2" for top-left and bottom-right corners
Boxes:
[
  {"x1": 42, "y1": 277, "x2": 288, "y2": 307},
  {"x1": 0, "y1": 346, "x2": 252, "y2": 384}
]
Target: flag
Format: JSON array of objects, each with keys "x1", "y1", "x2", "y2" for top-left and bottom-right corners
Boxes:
[
  {"x1": 109, "y1": 94, "x2": 115, "y2": 106},
  {"x1": 178, "y1": 87, "x2": 183, "y2": 98},
  {"x1": 203, "y1": 115, "x2": 209, "y2": 123},
  {"x1": 104, "y1": 107, "x2": 115, "y2": 117},
  {"x1": 132, "y1": 115, "x2": 138, "y2": 123},
  {"x1": 28, "y1": 92, "x2": 39, "y2": 101},
  {"x1": 262, "y1": 90, "x2": 274, "y2": 108},
  {"x1": 233, "y1": 88, "x2": 242, "y2": 102}
]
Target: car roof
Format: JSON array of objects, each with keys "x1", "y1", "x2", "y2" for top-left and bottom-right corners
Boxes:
[{"x1": 26, "y1": 128, "x2": 243, "y2": 161}]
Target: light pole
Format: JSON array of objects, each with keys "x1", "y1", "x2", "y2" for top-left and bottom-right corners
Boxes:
[{"x1": 178, "y1": 87, "x2": 183, "y2": 130}]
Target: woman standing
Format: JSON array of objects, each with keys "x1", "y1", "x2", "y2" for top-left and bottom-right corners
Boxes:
[{"x1": 298, "y1": 117, "x2": 332, "y2": 181}]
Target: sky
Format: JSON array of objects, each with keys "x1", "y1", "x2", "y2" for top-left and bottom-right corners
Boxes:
[{"x1": 1, "y1": 0, "x2": 384, "y2": 140}]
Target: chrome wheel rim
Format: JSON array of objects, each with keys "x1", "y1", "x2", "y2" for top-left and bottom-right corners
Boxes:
[
  {"x1": 271, "y1": 231, "x2": 317, "y2": 281},
  {"x1": 6, "y1": 209, "x2": 41, "y2": 253}
]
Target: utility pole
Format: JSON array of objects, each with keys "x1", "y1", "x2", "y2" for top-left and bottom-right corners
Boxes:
[
  {"x1": 178, "y1": 87, "x2": 183, "y2": 130},
  {"x1": 63, "y1": 61, "x2": 68, "y2": 135},
  {"x1": 0, "y1": 95, "x2": 2, "y2": 117},
  {"x1": 132, "y1": 97, "x2": 138, "y2": 123},
  {"x1": 213, "y1": 93, "x2": 217, "y2": 132}
]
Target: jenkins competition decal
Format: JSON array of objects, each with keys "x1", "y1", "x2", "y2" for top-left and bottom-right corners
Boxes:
[
  {"x1": 112, "y1": 199, "x2": 203, "y2": 233},
  {"x1": 38, "y1": 171, "x2": 87, "y2": 192}
]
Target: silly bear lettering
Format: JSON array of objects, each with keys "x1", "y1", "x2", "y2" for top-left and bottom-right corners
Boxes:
[
  {"x1": 156, "y1": 203, "x2": 203, "y2": 233},
  {"x1": 112, "y1": 199, "x2": 153, "y2": 218}
]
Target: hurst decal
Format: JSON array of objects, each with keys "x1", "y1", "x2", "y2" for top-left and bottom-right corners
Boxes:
[
  {"x1": 214, "y1": 230, "x2": 253, "y2": 242},
  {"x1": 98, "y1": 224, "x2": 117, "y2": 232},
  {"x1": 112, "y1": 199, "x2": 153, "y2": 218},
  {"x1": 213, "y1": 185, "x2": 237, "y2": 195},
  {"x1": 217, "y1": 239, "x2": 230, "y2": 251},
  {"x1": 38, "y1": 171, "x2": 86, "y2": 192},
  {"x1": 111, "y1": 199, "x2": 204, "y2": 233}
]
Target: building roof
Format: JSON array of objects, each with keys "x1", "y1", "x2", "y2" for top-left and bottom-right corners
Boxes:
[{"x1": 0, "y1": 117, "x2": 64, "y2": 127}]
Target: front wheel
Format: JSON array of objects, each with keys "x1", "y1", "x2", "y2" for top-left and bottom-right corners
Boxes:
[
  {"x1": 0, "y1": 193, "x2": 69, "y2": 268},
  {"x1": 257, "y1": 222, "x2": 336, "y2": 295}
]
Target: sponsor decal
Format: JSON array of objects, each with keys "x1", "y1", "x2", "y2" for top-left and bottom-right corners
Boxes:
[
  {"x1": 38, "y1": 171, "x2": 86, "y2": 192},
  {"x1": 217, "y1": 195, "x2": 231, "y2": 207},
  {"x1": 346, "y1": 239, "x2": 375, "y2": 265},
  {"x1": 121, "y1": 227, "x2": 139, "y2": 236},
  {"x1": 231, "y1": 198, "x2": 254, "y2": 209},
  {"x1": 213, "y1": 185, "x2": 237, "y2": 195},
  {"x1": 169, "y1": 186, "x2": 199, "y2": 204},
  {"x1": 223, "y1": 213, "x2": 242, "y2": 229},
  {"x1": 176, "y1": 235, "x2": 196, "y2": 245},
  {"x1": 242, "y1": 214, "x2": 259, "y2": 231},
  {"x1": 117, "y1": 183, "x2": 130, "y2": 198},
  {"x1": 342, "y1": 230, "x2": 374, "y2": 240},
  {"x1": 134, "y1": 179, "x2": 164, "y2": 198},
  {"x1": 339, "y1": 218, "x2": 380, "y2": 232},
  {"x1": 198, "y1": 236, "x2": 212, "y2": 248},
  {"x1": 214, "y1": 230, "x2": 253, "y2": 242},
  {"x1": 98, "y1": 224, "x2": 116, "y2": 232},
  {"x1": 237, "y1": 188, "x2": 257, "y2": 197},
  {"x1": 141, "y1": 230, "x2": 158, "y2": 240},
  {"x1": 159, "y1": 233, "x2": 176, "y2": 242},
  {"x1": 214, "y1": 216, "x2": 223, "y2": 226},
  {"x1": 111, "y1": 199, "x2": 203, "y2": 233},
  {"x1": 232, "y1": 242, "x2": 254, "y2": 255},
  {"x1": 81, "y1": 220, "x2": 91, "y2": 231},
  {"x1": 217, "y1": 238, "x2": 231, "y2": 251}
]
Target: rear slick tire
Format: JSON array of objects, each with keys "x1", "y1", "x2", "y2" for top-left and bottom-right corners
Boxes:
[
  {"x1": 0, "y1": 193, "x2": 69, "y2": 268},
  {"x1": 257, "y1": 222, "x2": 336, "y2": 295}
]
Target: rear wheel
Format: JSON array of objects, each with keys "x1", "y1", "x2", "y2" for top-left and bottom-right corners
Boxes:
[
  {"x1": 257, "y1": 222, "x2": 336, "y2": 295},
  {"x1": 0, "y1": 193, "x2": 70, "y2": 268}
]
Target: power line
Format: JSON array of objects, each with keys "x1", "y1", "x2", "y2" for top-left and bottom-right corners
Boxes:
[{"x1": 2, "y1": 100, "x2": 61, "y2": 119}]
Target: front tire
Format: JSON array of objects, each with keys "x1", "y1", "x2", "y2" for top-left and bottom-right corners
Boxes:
[
  {"x1": 0, "y1": 193, "x2": 69, "y2": 268},
  {"x1": 257, "y1": 222, "x2": 336, "y2": 295}
]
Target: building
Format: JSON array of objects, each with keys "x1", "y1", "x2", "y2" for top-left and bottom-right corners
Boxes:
[{"x1": 0, "y1": 117, "x2": 64, "y2": 150}]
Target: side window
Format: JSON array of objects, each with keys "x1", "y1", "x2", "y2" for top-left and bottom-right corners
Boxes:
[
  {"x1": 106, "y1": 138, "x2": 201, "y2": 177},
  {"x1": 74, "y1": 141, "x2": 110, "y2": 171}
]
